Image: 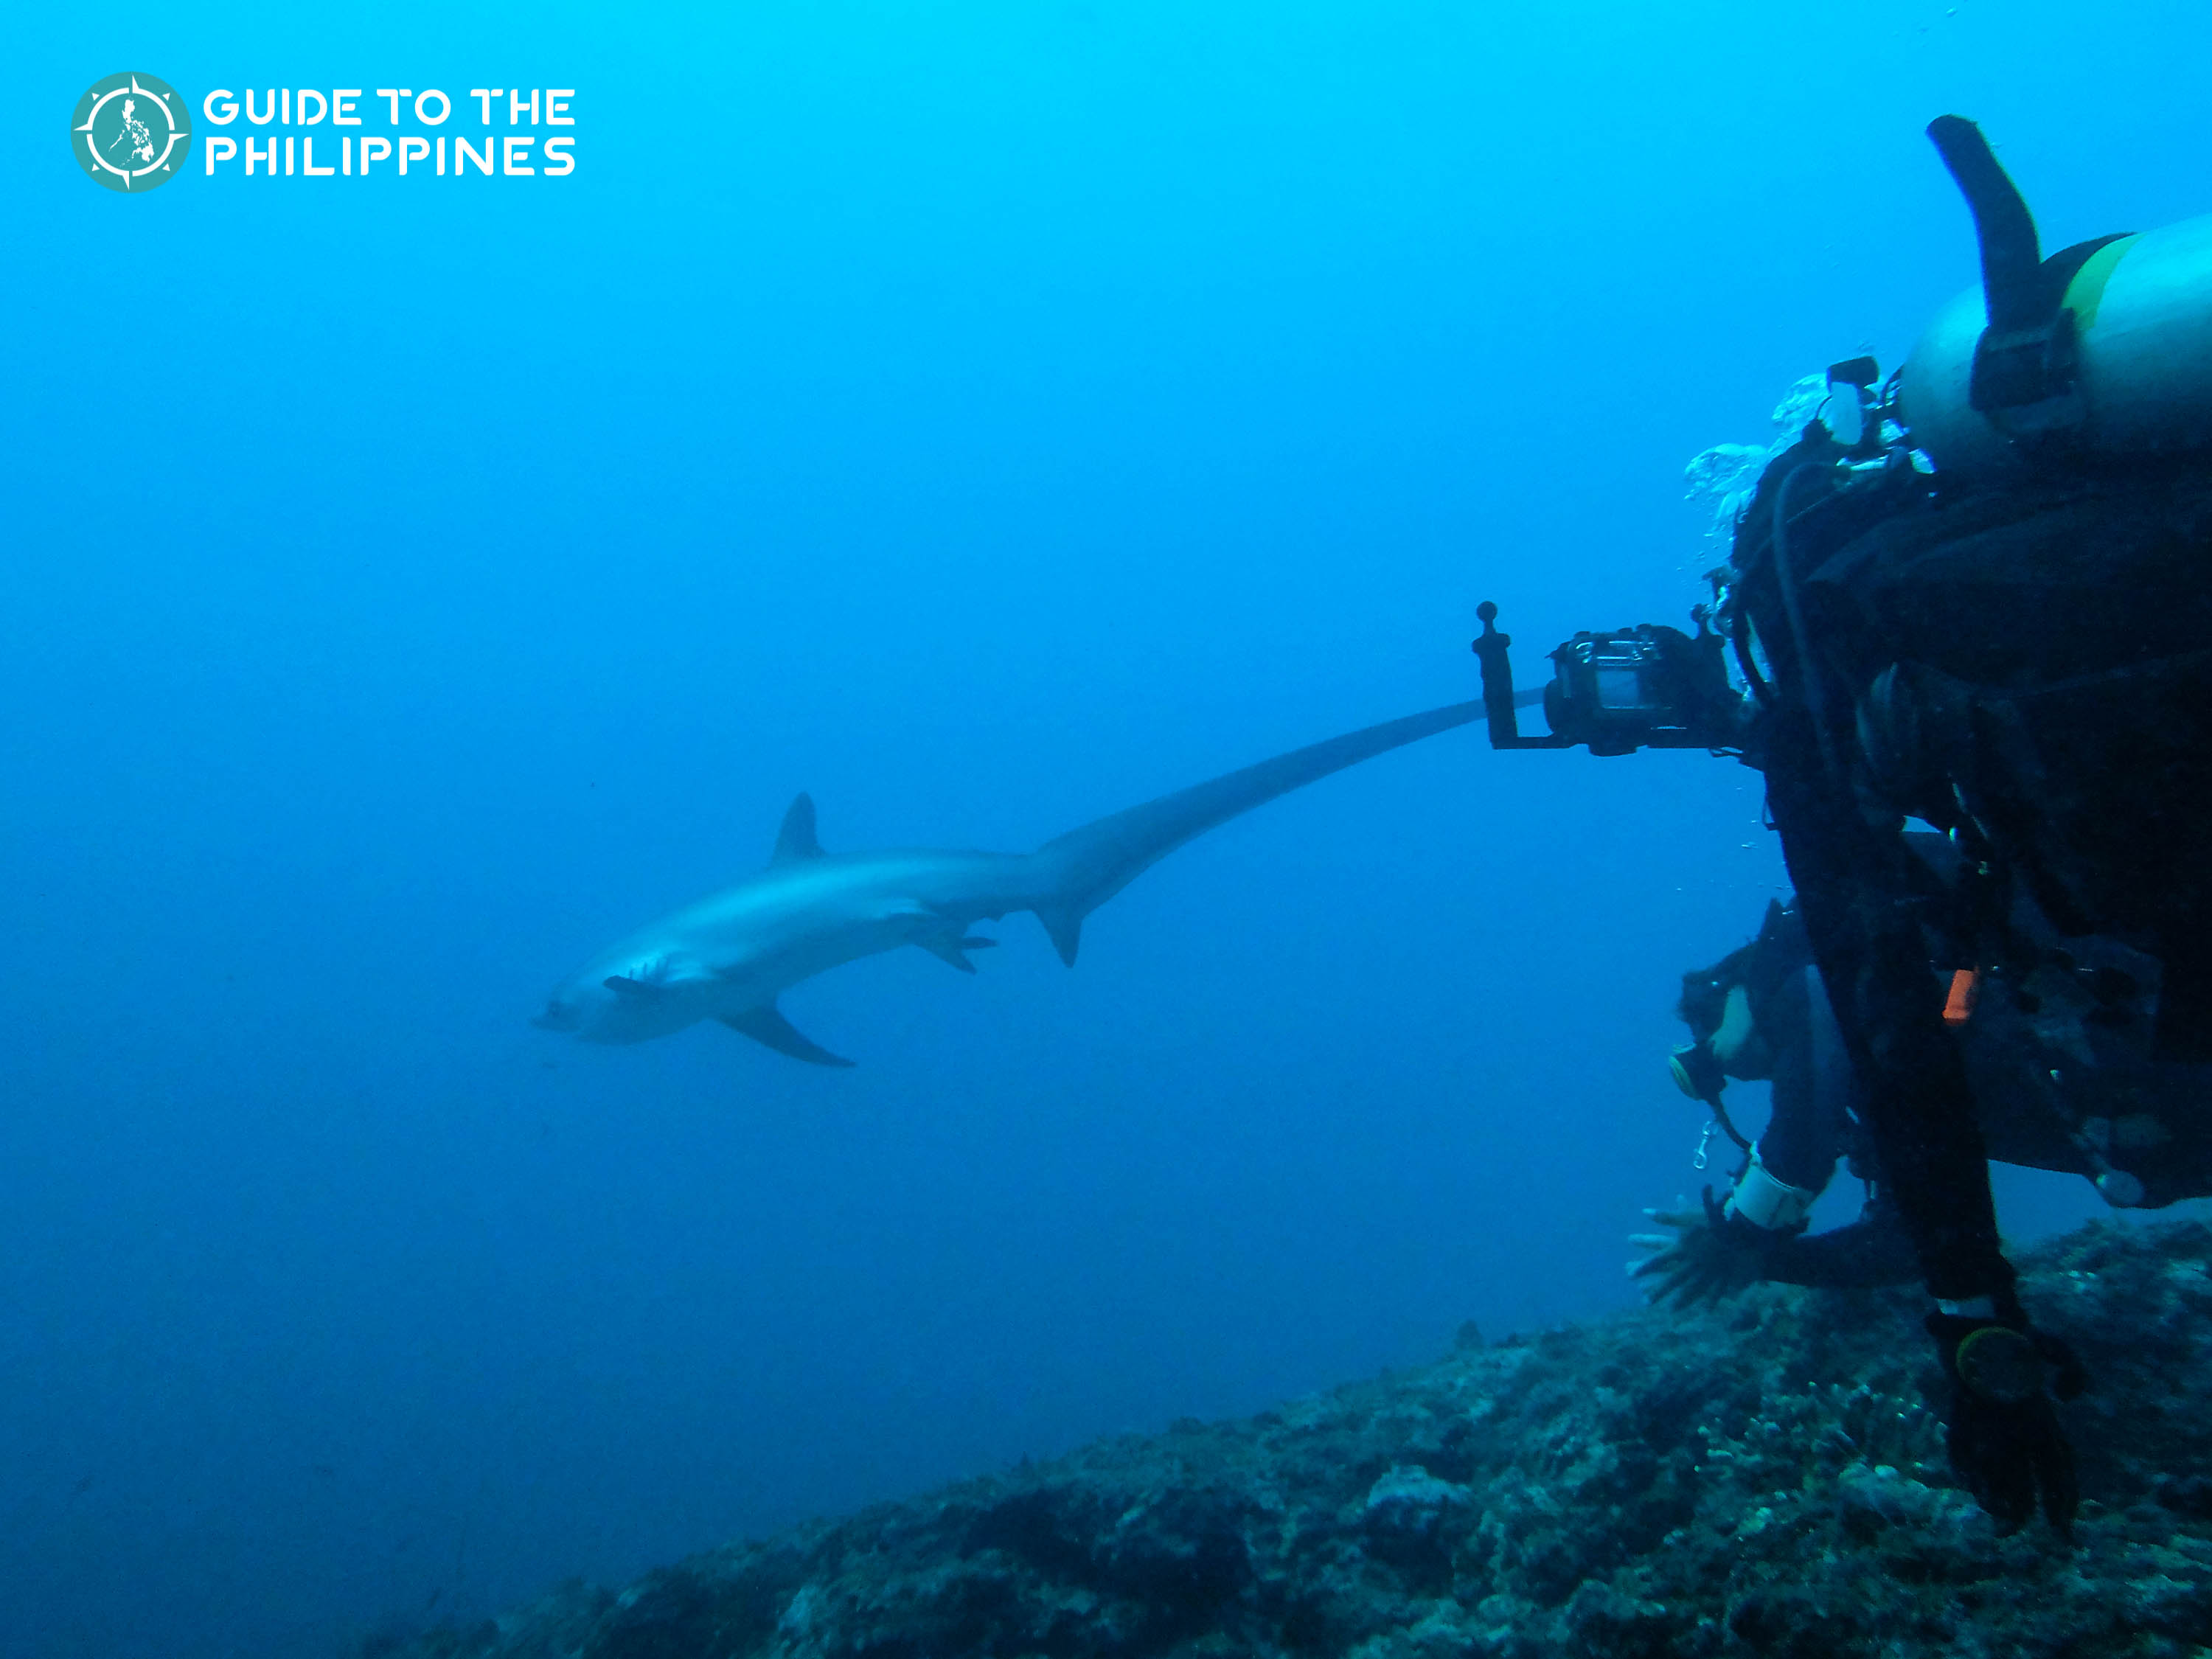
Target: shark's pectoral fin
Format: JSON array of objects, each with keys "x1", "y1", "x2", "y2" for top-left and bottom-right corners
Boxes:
[
  {"x1": 1034, "y1": 905, "x2": 1082, "y2": 967},
  {"x1": 912, "y1": 931, "x2": 998, "y2": 973},
  {"x1": 720, "y1": 1004, "x2": 855, "y2": 1068},
  {"x1": 605, "y1": 955, "x2": 716, "y2": 997}
]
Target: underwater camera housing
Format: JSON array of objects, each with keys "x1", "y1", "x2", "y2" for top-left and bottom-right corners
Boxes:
[{"x1": 1472, "y1": 602, "x2": 1745, "y2": 756}]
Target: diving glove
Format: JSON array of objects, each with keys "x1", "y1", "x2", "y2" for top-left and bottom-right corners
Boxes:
[
  {"x1": 1925, "y1": 1304, "x2": 2087, "y2": 1536},
  {"x1": 1630, "y1": 1186, "x2": 1776, "y2": 1306}
]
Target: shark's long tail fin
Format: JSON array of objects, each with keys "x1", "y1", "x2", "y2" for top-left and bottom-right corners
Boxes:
[{"x1": 1026, "y1": 699, "x2": 1482, "y2": 964}]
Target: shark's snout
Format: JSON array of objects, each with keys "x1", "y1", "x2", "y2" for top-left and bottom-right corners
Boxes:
[
  {"x1": 532, "y1": 973, "x2": 686, "y2": 1043},
  {"x1": 532, "y1": 996, "x2": 585, "y2": 1033}
]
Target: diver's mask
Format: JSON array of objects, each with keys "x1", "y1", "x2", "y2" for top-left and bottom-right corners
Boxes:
[
  {"x1": 1668, "y1": 982, "x2": 1773, "y2": 1104},
  {"x1": 1669, "y1": 1038, "x2": 1728, "y2": 1105}
]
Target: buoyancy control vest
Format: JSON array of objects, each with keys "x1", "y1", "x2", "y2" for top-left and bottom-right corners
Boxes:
[{"x1": 1823, "y1": 473, "x2": 2212, "y2": 951}]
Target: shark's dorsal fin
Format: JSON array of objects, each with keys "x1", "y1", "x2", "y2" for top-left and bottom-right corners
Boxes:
[
  {"x1": 771, "y1": 793, "x2": 824, "y2": 865},
  {"x1": 720, "y1": 1002, "x2": 854, "y2": 1067}
]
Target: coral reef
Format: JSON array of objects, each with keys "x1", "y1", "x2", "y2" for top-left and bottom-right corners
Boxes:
[{"x1": 387, "y1": 1220, "x2": 2212, "y2": 1658}]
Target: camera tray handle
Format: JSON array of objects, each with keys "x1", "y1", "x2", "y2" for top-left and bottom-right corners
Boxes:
[{"x1": 1472, "y1": 602, "x2": 1569, "y2": 750}]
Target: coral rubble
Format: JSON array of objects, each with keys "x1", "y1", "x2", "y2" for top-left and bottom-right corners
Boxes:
[{"x1": 389, "y1": 1220, "x2": 2212, "y2": 1658}]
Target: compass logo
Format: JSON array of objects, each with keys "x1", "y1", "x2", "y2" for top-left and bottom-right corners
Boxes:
[{"x1": 72, "y1": 72, "x2": 193, "y2": 192}]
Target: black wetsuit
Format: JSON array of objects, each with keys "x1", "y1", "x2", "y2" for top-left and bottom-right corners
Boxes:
[{"x1": 1725, "y1": 431, "x2": 2212, "y2": 1305}]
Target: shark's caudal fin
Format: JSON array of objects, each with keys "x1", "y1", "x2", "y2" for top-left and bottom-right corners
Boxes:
[{"x1": 1026, "y1": 699, "x2": 1482, "y2": 965}]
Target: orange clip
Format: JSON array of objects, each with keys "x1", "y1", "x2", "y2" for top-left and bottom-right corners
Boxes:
[{"x1": 1943, "y1": 967, "x2": 1980, "y2": 1027}]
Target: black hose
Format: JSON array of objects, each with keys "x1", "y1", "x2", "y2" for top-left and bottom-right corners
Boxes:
[{"x1": 1769, "y1": 464, "x2": 1844, "y2": 783}]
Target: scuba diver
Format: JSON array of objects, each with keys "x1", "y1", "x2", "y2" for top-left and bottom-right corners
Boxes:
[
  {"x1": 1630, "y1": 880, "x2": 2212, "y2": 1306},
  {"x1": 1470, "y1": 116, "x2": 2212, "y2": 1534},
  {"x1": 1634, "y1": 895, "x2": 1907, "y2": 1303}
]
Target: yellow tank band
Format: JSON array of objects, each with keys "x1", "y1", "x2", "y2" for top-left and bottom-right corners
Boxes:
[{"x1": 2065, "y1": 232, "x2": 2142, "y2": 334}]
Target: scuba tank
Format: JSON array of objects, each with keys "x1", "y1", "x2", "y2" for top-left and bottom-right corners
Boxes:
[{"x1": 1899, "y1": 116, "x2": 2212, "y2": 479}]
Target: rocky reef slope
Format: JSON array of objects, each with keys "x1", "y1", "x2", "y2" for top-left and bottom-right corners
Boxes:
[{"x1": 392, "y1": 1220, "x2": 2212, "y2": 1658}]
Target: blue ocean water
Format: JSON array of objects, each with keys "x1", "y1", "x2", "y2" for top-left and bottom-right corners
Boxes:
[{"x1": 1, "y1": 3, "x2": 2202, "y2": 1653}]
